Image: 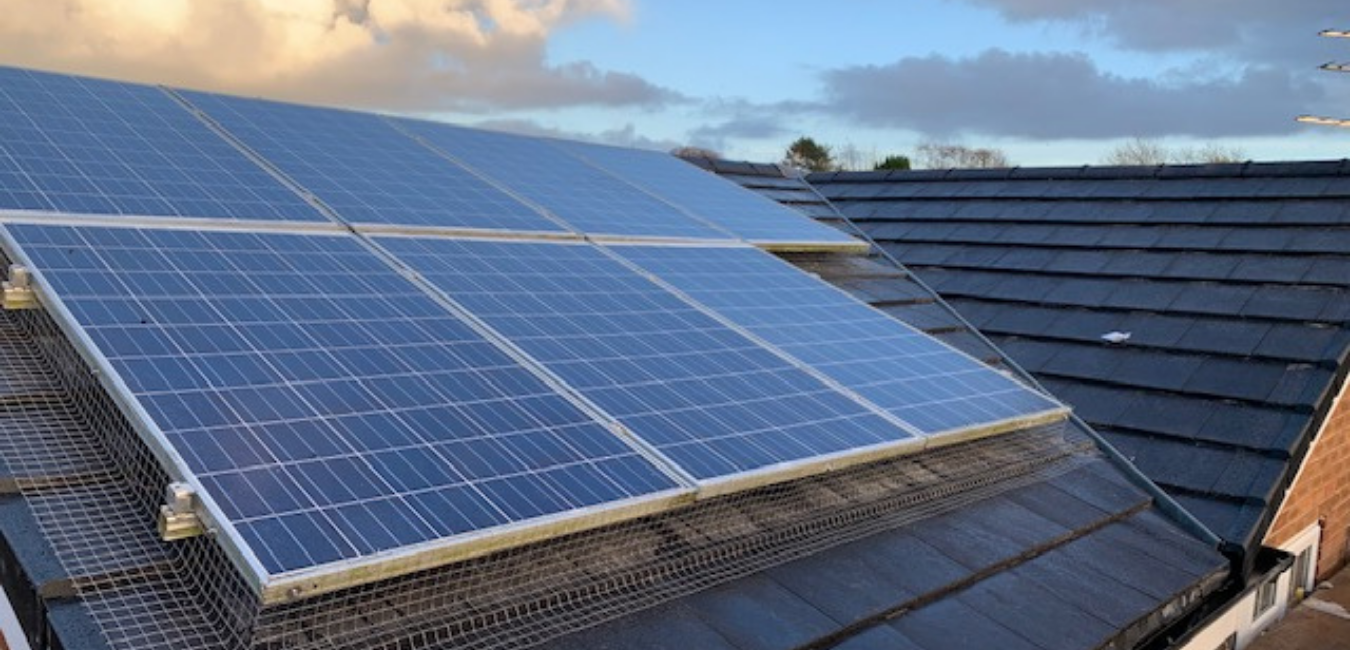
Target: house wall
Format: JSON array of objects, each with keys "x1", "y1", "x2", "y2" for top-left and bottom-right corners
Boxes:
[
  {"x1": 0, "y1": 586, "x2": 25, "y2": 650},
  {"x1": 1265, "y1": 377, "x2": 1350, "y2": 580},
  {"x1": 1179, "y1": 524, "x2": 1317, "y2": 650}
]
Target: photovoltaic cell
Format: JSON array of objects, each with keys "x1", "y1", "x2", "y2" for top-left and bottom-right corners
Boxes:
[
  {"x1": 6, "y1": 224, "x2": 680, "y2": 577},
  {"x1": 559, "y1": 140, "x2": 860, "y2": 246},
  {"x1": 0, "y1": 66, "x2": 324, "y2": 222},
  {"x1": 377, "y1": 236, "x2": 915, "y2": 482},
  {"x1": 396, "y1": 119, "x2": 726, "y2": 239},
  {"x1": 612, "y1": 245, "x2": 1066, "y2": 435},
  {"x1": 180, "y1": 91, "x2": 564, "y2": 234}
]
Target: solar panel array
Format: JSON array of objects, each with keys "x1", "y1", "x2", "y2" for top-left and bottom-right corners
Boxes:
[
  {"x1": 396, "y1": 119, "x2": 725, "y2": 239},
  {"x1": 0, "y1": 67, "x2": 323, "y2": 222},
  {"x1": 560, "y1": 140, "x2": 861, "y2": 245},
  {"x1": 612, "y1": 245, "x2": 1065, "y2": 433},
  {"x1": 376, "y1": 237, "x2": 913, "y2": 482},
  {"x1": 7, "y1": 224, "x2": 682, "y2": 575},
  {"x1": 0, "y1": 66, "x2": 1067, "y2": 596},
  {"x1": 180, "y1": 92, "x2": 565, "y2": 234}
]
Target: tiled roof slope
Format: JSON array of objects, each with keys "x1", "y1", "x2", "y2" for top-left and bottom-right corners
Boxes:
[
  {"x1": 530, "y1": 162, "x2": 1234, "y2": 650},
  {"x1": 545, "y1": 459, "x2": 1227, "y2": 650},
  {"x1": 805, "y1": 161, "x2": 1350, "y2": 552},
  {"x1": 0, "y1": 152, "x2": 1229, "y2": 650},
  {"x1": 2, "y1": 301, "x2": 1231, "y2": 650}
]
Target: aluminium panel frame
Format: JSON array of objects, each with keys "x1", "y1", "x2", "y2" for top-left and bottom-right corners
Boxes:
[{"x1": 0, "y1": 219, "x2": 705, "y2": 606}]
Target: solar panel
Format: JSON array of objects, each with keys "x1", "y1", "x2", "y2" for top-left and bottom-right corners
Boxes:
[
  {"x1": 611, "y1": 245, "x2": 1067, "y2": 435},
  {"x1": 395, "y1": 119, "x2": 726, "y2": 240},
  {"x1": 0, "y1": 67, "x2": 324, "y2": 222},
  {"x1": 559, "y1": 141, "x2": 862, "y2": 247},
  {"x1": 376, "y1": 236, "x2": 916, "y2": 484},
  {"x1": 179, "y1": 91, "x2": 565, "y2": 234},
  {"x1": 4, "y1": 224, "x2": 683, "y2": 582}
]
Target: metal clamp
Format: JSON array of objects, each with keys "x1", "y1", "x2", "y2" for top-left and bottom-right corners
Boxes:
[
  {"x1": 158, "y1": 482, "x2": 205, "y2": 541},
  {"x1": 3, "y1": 264, "x2": 37, "y2": 310}
]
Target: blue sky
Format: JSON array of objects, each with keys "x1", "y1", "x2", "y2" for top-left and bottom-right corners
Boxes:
[
  {"x1": 524, "y1": 0, "x2": 1350, "y2": 164},
  {"x1": 1, "y1": 0, "x2": 1346, "y2": 166}
]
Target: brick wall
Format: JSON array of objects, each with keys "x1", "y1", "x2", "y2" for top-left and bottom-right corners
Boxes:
[{"x1": 1265, "y1": 377, "x2": 1350, "y2": 580}]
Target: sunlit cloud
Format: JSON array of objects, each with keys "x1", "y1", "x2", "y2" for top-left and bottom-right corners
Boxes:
[{"x1": 0, "y1": 0, "x2": 680, "y2": 111}]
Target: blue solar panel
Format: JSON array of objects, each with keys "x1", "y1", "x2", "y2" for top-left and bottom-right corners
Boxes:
[
  {"x1": 180, "y1": 91, "x2": 564, "y2": 234},
  {"x1": 611, "y1": 245, "x2": 1066, "y2": 435},
  {"x1": 376, "y1": 236, "x2": 915, "y2": 482},
  {"x1": 0, "y1": 67, "x2": 324, "y2": 222},
  {"x1": 559, "y1": 141, "x2": 861, "y2": 246},
  {"x1": 396, "y1": 119, "x2": 725, "y2": 239},
  {"x1": 6, "y1": 224, "x2": 680, "y2": 576}
]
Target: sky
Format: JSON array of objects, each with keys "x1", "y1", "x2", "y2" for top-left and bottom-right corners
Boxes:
[{"x1": 0, "y1": 0, "x2": 1346, "y2": 166}]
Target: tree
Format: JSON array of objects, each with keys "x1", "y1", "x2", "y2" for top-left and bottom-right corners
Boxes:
[
  {"x1": 915, "y1": 142, "x2": 1011, "y2": 169},
  {"x1": 874, "y1": 155, "x2": 912, "y2": 171},
  {"x1": 1103, "y1": 138, "x2": 1247, "y2": 165},
  {"x1": 1174, "y1": 143, "x2": 1247, "y2": 164},
  {"x1": 1102, "y1": 138, "x2": 1171, "y2": 165},
  {"x1": 783, "y1": 137, "x2": 835, "y2": 172},
  {"x1": 670, "y1": 146, "x2": 721, "y2": 160},
  {"x1": 835, "y1": 143, "x2": 885, "y2": 171}
]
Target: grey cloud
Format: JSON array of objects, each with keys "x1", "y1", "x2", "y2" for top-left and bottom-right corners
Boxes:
[
  {"x1": 688, "y1": 115, "x2": 789, "y2": 151},
  {"x1": 591, "y1": 124, "x2": 685, "y2": 152},
  {"x1": 822, "y1": 49, "x2": 1324, "y2": 139},
  {"x1": 962, "y1": 0, "x2": 1345, "y2": 65}
]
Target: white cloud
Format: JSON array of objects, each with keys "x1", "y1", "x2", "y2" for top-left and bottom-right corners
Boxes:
[{"x1": 0, "y1": 0, "x2": 678, "y2": 111}]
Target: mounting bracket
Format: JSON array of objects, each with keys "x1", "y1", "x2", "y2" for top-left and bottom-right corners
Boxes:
[
  {"x1": 3, "y1": 264, "x2": 37, "y2": 310},
  {"x1": 158, "y1": 482, "x2": 205, "y2": 541}
]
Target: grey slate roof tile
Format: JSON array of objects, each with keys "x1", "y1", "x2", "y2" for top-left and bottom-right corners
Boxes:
[
  {"x1": 840, "y1": 531, "x2": 971, "y2": 597},
  {"x1": 543, "y1": 603, "x2": 737, "y2": 650},
  {"x1": 1009, "y1": 558, "x2": 1159, "y2": 630},
  {"x1": 887, "y1": 599, "x2": 1043, "y2": 650},
  {"x1": 579, "y1": 158, "x2": 1303, "y2": 650},
  {"x1": 810, "y1": 161, "x2": 1350, "y2": 553},
  {"x1": 1175, "y1": 320, "x2": 1269, "y2": 357},
  {"x1": 685, "y1": 576, "x2": 841, "y2": 650},
  {"x1": 830, "y1": 626, "x2": 923, "y2": 650},
  {"x1": 955, "y1": 569, "x2": 1117, "y2": 650},
  {"x1": 766, "y1": 541, "x2": 920, "y2": 625}
]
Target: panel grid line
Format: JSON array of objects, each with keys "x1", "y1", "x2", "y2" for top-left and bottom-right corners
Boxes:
[
  {"x1": 558, "y1": 140, "x2": 861, "y2": 246},
  {"x1": 0, "y1": 66, "x2": 325, "y2": 223},
  {"x1": 392, "y1": 118, "x2": 732, "y2": 241},
  {"x1": 175, "y1": 90, "x2": 563, "y2": 235},
  {"x1": 376, "y1": 236, "x2": 921, "y2": 489},
  {"x1": 158, "y1": 87, "x2": 348, "y2": 231},
  {"x1": 592, "y1": 243, "x2": 928, "y2": 439},
  {"x1": 381, "y1": 117, "x2": 581, "y2": 237},
  {"x1": 609, "y1": 244, "x2": 1069, "y2": 437},
  {"x1": 5, "y1": 223, "x2": 687, "y2": 596}
]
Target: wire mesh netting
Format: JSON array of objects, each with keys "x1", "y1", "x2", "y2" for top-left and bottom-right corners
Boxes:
[
  {"x1": 0, "y1": 292, "x2": 254, "y2": 650},
  {"x1": 252, "y1": 421, "x2": 1089, "y2": 650},
  {"x1": 0, "y1": 250, "x2": 1093, "y2": 650}
]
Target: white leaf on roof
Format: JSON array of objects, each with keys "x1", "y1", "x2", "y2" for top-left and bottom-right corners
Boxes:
[{"x1": 1101, "y1": 331, "x2": 1131, "y2": 344}]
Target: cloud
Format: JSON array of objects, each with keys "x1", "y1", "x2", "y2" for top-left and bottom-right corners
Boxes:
[
  {"x1": 821, "y1": 49, "x2": 1324, "y2": 139},
  {"x1": 0, "y1": 0, "x2": 680, "y2": 112},
  {"x1": 961, "y1": 0, "x2": 1345, "y2": 65},
  {"x1": 680, "y1": 97, "x2": 802, "y2": 152},
  {"x1": 472, "y1": 118, "x2": 683, "y2": 151},
  {"x1": 688, "y1": 115, "x2": 789, "y2": 152}
]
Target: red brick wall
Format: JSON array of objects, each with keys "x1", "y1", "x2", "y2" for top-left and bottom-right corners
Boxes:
[{"x1": 1265, "y1": 377, "x2": 1350, "y2": 580}]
